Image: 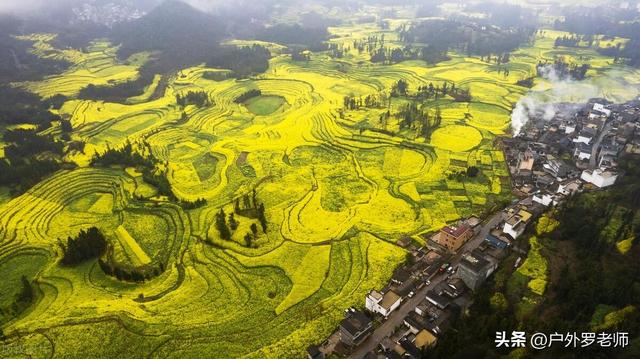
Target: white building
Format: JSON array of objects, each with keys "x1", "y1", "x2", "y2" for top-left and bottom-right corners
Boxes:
[
  {"x1": 365, "y1": 290, "x2": 401, "y2": 318},
  {"x1": 574, "y1": 132, "x2": 594, "y2": 145},
  {"x1": 592, "y1": 103, "x2": 612, "y2": 117},
  {"x1": 580, "y1": 169, "x2": 618, "y2": 188},
  {"x1": 533, "y1": 192, "x2": 554, "y2": 207},
  {"x1": 577, "y1": 149, "x2": 591, "y2": 161},
  {"x1": 557, "y1": 179, "x2": 582, "y2": 196},
  {"x1": 503, "y1": 208, "x2": 533, "y2": 239}
]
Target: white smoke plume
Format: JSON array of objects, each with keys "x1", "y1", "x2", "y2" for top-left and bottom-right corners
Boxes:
[{"x1": 511, "y1": 65, "x2": 640, "y2": 135}]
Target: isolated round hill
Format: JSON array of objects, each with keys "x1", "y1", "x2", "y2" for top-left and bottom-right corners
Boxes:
[{"x1": 430, "y1": 125, "x2": 483, "y2": 152}]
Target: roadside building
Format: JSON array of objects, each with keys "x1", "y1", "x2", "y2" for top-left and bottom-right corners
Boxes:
[
  {"x1": 414, "y1": 329, "x2": 438, "y2": 350},
  {"x1": 391, "y1": 267, "x2": 412, "y2": 286},
  {"x1": 517, "y1": 150, "x2": 535, "y2": 176},
  {"x1": 447, "y1": 277, "x2": 467, "y2": 294},
  {"x1": 307, "y1": 345, "x2": 325, "y2": 359},
  {"x1": 414, "y1": 302, "x2": 429, "y2": 317},
  {"x1": 433, "y1": 223, "x2": 473, "y2": 252},
  {"x1": 396, "y1": 236, "x2": 412, "y2": 248},
  {"x1": 564, "y1": 121, "x2": 576, "y2": 134},
  {"x1": 502, "y1": 208, "x2": 533, "y2": 239},
  {"x1": 503, "y1": 208, "x2": 533, "y2": 239},
  {"x1": 574, "y1": 127, "x2": 596, "y2": 145},
  {"x1": 339, "y1": 308, "x2": 373, "y2": 347},
  {"x1": 425, "y1": 290, "x2": 451, "y2": 310},
  {"x1": 457, "y1": 250, "x2": 498, "y2": 291},
  {"x1": 592, "y1": 103, "x2": 612, "y2": 117},
  {"x1": 396, "y1": 338, "x2": 420, "y2": 358},
  {"x1": 365, "y1": 290, "x2": 401, "y2": 318},
  {"x1": 484, "y1": 231, "x2": 511, "y2": 249}
]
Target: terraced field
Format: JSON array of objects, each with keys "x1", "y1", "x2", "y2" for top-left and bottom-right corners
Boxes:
[{"x1": 2, "y1": 25, "x2": 639, "y2": 357}]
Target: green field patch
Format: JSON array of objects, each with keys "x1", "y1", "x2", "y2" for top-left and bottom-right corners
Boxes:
[
  {"x1": 0, "y1": 251, "x2": 49, "y2": 308},
  {"x1": 244, "y1": 95, "x2": 286, "y2": 116},
  {"x1": 193, "y1": 153, "x2": 220, "y2": 182},
  {"x1": 67, "y1": 193, "x2": 114, "y2": 214}
]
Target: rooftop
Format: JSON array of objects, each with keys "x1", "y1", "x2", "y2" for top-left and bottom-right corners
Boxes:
[
  {"x1": 414, "y1": 329, "x2": 437, "y2": 349},
  {"x1": 380, "y1": 290, "x2": 401, "y2": 310},
  {"x1": 367, "y1": 290, "x2": 383, "y2": 301},
  {"x1": 441, "y1": 223, "x2": 471, "y2": 238},
  {"x1": 425, "y1": 290, "x2": 451, "y2": 309},
  {"x1": 459, "y1": 250, "x2": 491, "y2": 274},
  {"x1": 506, "y1": 209, "x2": 532, "y2": 226},
  {"x1": 339, "y1": 309, "x2": 372, "y2": 336}
]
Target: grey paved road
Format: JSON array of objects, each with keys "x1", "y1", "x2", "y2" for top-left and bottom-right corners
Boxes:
[
  {"x1": 589, "y1": 121, "x2": 612, "y2": 169},
  {"x1": 348, "y1": 211, "x2": 504, "y2": 358}
]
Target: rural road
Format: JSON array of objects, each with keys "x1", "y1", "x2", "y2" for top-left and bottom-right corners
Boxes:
[
  {"x1": 348, "y1": 211, "x2": 505, "y2": 358},
  {"x1": 589, "y1": 121, "x2": 612, "y2": 169}
]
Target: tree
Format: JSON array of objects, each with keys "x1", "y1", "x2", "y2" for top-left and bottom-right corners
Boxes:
[
  {"x1": 17, "y1": 275, "x2": 34, "y2": 304},
  {"x1": 250, "y1": 223, "x2": 259, "y2": 237},
  {"x1": 59, "y1": 227, "x2": 108, "y2": 266},
  {"x1": 467, "y1": 166, "x2": 480, "y2": 177},
  {"x1": 258, "y1": 203, "x2": 268, "y2": 233},
  {"x1": 396, "y1": 79, "x2": 408, "y2": 96},
  {"x1": 244, "y1": 233, "x2": 253, "y2": 247},
  {"x1": 215, "y1": 209, "x2": 231, "y2": 240},
  {"x1": 229, "y1": 213, "x2": 238, "y2": 230},
  {"x1": 60, "y1": 119, "x2": 73, "y2": 132}
]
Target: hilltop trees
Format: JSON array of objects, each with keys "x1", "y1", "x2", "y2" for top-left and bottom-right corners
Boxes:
[
  {"x1": 537, "y1": 59, "x2": 590, "y2": 80},
  {"x1": 392, "y1": 79, "x2": 409, "y2": 97},
  {"x1": 343, "y1": 93, "x2": 388, "y2": 110},
  {"x1": 176, "y1": 90, "x2": 210, "y2": 107},
  {"x1": 255, "y1": 23, "x2": 329, "y2": 51},
  {"x1": 206, "y1": 190, "x2": 271, "y2": 247},
  {"x1": 398, "y1": 19, "x2": 534, "y2": 63},
  {"x1": 397, "y1": 102, "x2": 442, "y2": 140},
  {"x1": 216, "y1": 209, "x2": 232, "y2": 241},
  {"x1": 0, "y1": 86, "x2": 62, "y2": 127},
  {"x1": 0, "y1": 129, "x2": 66, "y2": 194},
  {"x1": 59, "y1": 227, "x2": 108, "y2": 266},
  {"x1": 92, "y1": 141, "x2": 175, "y2": 200},
  {"x1": 234, "y1": 89, "x2": 262, "y2": 103},
  {"x1": 342, "y1": 79, "x2": 468, "y2": 140},
  {"x1": 207, "y1": 45, "x2": 271, "y2": 78}
]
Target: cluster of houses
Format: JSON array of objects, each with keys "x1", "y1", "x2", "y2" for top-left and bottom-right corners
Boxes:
[
  {"x1": 505, "y1": 98, "x2": 640, "y2": 200},
  {"x1": 308, "y1": 98, "x2": 640, "y2": 358},
  {"x1": 309, "y1": 213, "x2": 520, "y2": 358},
  {"x1": 310, "y1": 200, "x2": 547, "y2": 358}
]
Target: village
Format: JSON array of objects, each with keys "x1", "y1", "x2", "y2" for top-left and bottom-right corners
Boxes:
[{"x1": 308, "y1": 97, "x2": 640, "y2": 359}]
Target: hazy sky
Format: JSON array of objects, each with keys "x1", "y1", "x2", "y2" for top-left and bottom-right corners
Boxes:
[{"x1": 0, "y1": 0, "x2": 229, "y2": 14}]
